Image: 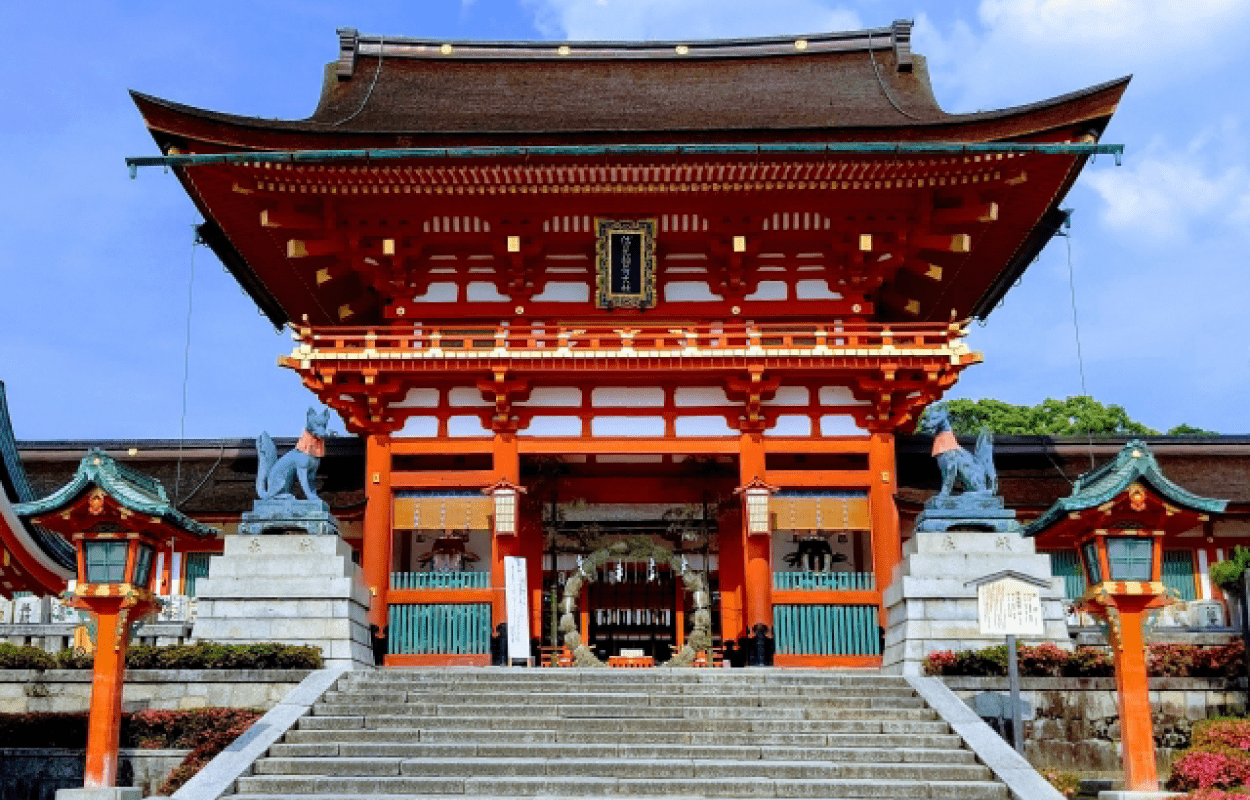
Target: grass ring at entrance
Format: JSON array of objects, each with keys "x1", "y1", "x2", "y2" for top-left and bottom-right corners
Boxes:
[{"x1": 558, "y1": 538, "x2": 712, "y2": 668}]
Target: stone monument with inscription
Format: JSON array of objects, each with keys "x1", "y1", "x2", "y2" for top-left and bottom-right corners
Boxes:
[{"x1": 882, "y1": 403, "x2": 1070, "y2": 674}]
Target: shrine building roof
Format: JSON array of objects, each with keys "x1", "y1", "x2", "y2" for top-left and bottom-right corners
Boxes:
[
  {"x1": 1023, "y1": 440, "x2": 1229, "y2": 537},
  {"x1": 132, "y1": 22, "x2": 1128, "y2": 149},
  {"x1": 0, "y1": 382, "x2": 75, "y2": 596},
  {"x1": 13, "y1": 449, "x2": 219, "y2": 540}
]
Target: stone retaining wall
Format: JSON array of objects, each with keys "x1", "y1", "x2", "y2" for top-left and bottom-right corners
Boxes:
[
  {"x1": 0, "y1": 748, "x2": 188, "y2": 800},
  {"x1": 942, "y1": 676, "x2": 1247, "y2": 774},
  {"x1": 0, "y1": 669, "x2": 311, "y2": 714}
]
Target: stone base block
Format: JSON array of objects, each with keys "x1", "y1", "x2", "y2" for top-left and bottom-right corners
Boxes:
[
  {"x1": 882, "y1": 527, "x2": 1072, "y2": 675},
  {"x1": 190, "y1": 536, "x2": 373, "y2": 669}
]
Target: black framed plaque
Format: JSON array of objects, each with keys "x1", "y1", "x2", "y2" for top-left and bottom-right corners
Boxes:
[{"x1": 594, "y1": 218, "x2": 656, "y2": 309}]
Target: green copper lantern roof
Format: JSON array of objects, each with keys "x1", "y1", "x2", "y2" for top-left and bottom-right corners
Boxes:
[
  {"x1": 1024, "y1": 439, "x2": 1227, "y2": 537},
  {"x1": 13, "y1": 448, "x2": 218, "y2": 539}
]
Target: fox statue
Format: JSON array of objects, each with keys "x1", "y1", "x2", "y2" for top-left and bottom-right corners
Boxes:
[
  {"x1": 918, "y1": 401, "x2": 997, "y2": 499},
  {"x1": 256, "y1": 407, "x2": 331, "y2": 502}
]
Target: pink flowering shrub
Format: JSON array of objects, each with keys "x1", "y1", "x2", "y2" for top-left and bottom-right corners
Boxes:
[
  {"x1": 922, "y1": 641, "x2": 1244, "y2": 679},
  {"x1": 1168, "y1": 750, "x2": 1250, "y2": 792},
  {"x1": 1179, "y1": 789, "x2": 1250, "y2": 799},
  {"x1": 1194, "y1": 720, "x2": 1250, "y2": 753}
]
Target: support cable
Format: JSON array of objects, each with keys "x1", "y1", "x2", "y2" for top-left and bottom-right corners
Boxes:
[
  {"x1": 174, "y1": 225, "x2": 201, "y2": 507},
  {"x1": 1061, "y1": 220, "x2": 1097, "y2": 472}
]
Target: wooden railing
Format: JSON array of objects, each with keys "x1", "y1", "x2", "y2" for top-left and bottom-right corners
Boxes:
[
  {"x1": 291, "y1": 320, "x2": 967, "y2": 358},
  {"x1": 391, "y1": 571, "x2": 490, "y2": 590},
  {"x1": 388, "y1": 602, "x2": 491, "y2": 655},
  {"x1": 774, "y1": 571, "x2": 876, "y2": 591},
  {"x1": 773, "y1": 604, "x2": 881, "y2": 656}
]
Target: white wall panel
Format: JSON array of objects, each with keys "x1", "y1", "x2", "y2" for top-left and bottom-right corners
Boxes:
[
  {"x1": 592, "y1": 387, "x2": 665, "y2": 407},
  {"x1": 525, "y1": 416, "x2": 583, "y2": 437},
  {"x1": 795, "y1": 279, "x2": 842, "y2": 300},
  {"x1": 466, "y1": 282, "x2": 509, "y2": 302},
  {"x1": 744, "y1": 281, "x2": 788, "y2": 301},
  {"x1": 769, "y1": 415, "x2": 812, "y2": 437},
  {"x1": 592, "y1": 416, "x2": 666, "y2": 437},
  {"x1": 396, "y1": 416, "x2": 439, "y2": 437},
  {"x1": 675, "y1": 416, "x2": 736, "y2": 437},
  {"x1": 519, "y1": 387, "x2": 583, "y2": 407},
  {"x1": 821, "y1": 415, "x2": 864, "y2": 435},
  {"x1": 447, "y1": 416, "x2": 489, "y2": 437},
  {"x1": 663, "y1": 282, "x2": 723, "y2": 302},
  {"x1": 674, "y1": 387, "x2": 731, "y2": 407},
  {"x1": 395, "y1": 388, "x2": 440, "y2": 408},
  {"x1": 413, "y1": 282, "x2": 459, "y2": 302},
  {"x1": 448, "y1": 387, "x2": 491, "y2": 407},
  {"x1": 531, "y1": 282, "x2": 590, "y2": 302},
  {"x1": 819, "y1": 386, "x2": 866, "y2": 406},
  {"x1": 764, "y1": 386, "x2": 810, "y2": 406}
]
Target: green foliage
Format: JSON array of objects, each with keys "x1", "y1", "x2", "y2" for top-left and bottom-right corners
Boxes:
[
  {"x1": 46, "y1": 642, "x2": 323, "y2": 671},
  {"x1": 1041, "y1": 769, "x2": 1082, "y2": 799},
  {"x1": 0, "y1": 642, "x2": 57, "y2": 670},
  {"x1": 1169, "y1": 423, "x2": 1220, "y2": 436},
  {"x1": 1210, "y1": 548, "x2": 1250, "y2": 592},
  {"x1": 922, "y1": 396, "x2": 1160, "y2": 436}
]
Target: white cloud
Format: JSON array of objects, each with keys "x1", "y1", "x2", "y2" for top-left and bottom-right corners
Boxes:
[
  {"x1": 915, "y1": 0, "x2": 1250, "y2": 112},
  {"x1": 1085, "y1": 153, "x2": 1249, "y2": 240},
  {"x1": 525, "y1": 0, "x2": 861, "y2": 40}
]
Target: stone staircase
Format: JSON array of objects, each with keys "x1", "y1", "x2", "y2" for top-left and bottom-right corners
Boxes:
[{"x1": 229, "y1": 669, "x2": 1010, "y2": 800}]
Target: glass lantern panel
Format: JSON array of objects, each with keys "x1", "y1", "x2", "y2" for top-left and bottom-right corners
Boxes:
[
  {"x1": 85, "y1": 541, "x2": 128, "y2": 584},
  {"x1": 132, "y1": 544, "x2": 155, "y2": 588},
  {"x1": 1107, "y1": 536, "x2": 1153, "y2": 581},
  {"x1": 1081, "y1": 540, "x2": 1103, "y2": 585}
]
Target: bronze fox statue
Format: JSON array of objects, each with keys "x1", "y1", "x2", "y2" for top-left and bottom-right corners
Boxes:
[
  {"x1": 919, "y1": 401, "x2": 996, "y2": 499},
  {"x1": 256, "y1": 408, "x2": 331, "y2": 502}
]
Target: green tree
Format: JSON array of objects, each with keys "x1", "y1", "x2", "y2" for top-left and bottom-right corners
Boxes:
[
  {"x1": 927, "y1": 396, "x2": 1160, "y2": 436},
  {"x1": 1166, "y1": 423, "x2": 1219, "y2": 436}
]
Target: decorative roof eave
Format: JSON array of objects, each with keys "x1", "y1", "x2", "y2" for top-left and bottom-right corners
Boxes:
[
  {"x1": 13, "y1": 449, "x2": 218, "y2": 539},
  {"x1": 1025, "y1": 440, "x2": 1228, "y2": 537},
  {"x1": 128, "y1": 74, "x2": 1129, "y2": 150}
]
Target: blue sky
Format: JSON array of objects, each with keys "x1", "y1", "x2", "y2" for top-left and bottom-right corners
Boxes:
[{"x1": 1, "y1": 0, "x2": 1246, "y2": 440}]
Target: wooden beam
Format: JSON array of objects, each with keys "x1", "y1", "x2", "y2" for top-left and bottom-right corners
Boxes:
[
  {"x1": 287, "y1": 239, "x2": 344, "y2": 259},
  {"x1": 932, "y1": 202, "x2": 998, "y2": 225},
  {"x1": 391, "y1": 470, "x2": 498, "y2": 489},
  {"x1": 914, "y1": 233, "x2": 972, "y2": 253},
  {"x1": 766, "y1": 469, "x2": 873, "y2": 488},
  {"x1": 261, "y1": 208, "x2": 324, "y2": 230}
]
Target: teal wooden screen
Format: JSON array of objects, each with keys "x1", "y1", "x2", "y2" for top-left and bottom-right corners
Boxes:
[
  {"x1": 773, "y1": 604, "x2": 880, "y2": 656},
  {"x1": 1162, "y1": 550, "x2": 1197, "y2": 601},
  {"x1": 391, "y1": 571, "x2": 490, "y2": 589},
  {"x1": 1041, "y1": 550, "x2": 1086, "y2": 601},
  {"x1": 774, "y1": 572, "x2": 875, "y2": 590},
  {"x1": 388, "y1": 603, "x2": 491, "y2": 655},
  {"x1": 183, "y1": 553, "x2": 212, "y2": 597}
]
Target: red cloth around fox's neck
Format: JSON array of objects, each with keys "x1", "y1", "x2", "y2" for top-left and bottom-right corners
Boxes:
[
  {"x1": 930, "y1": 430, "x2": 959, "y2": 457},
  {"x1": 296, "y1": 430, "x2": 325, "y2": 458}
]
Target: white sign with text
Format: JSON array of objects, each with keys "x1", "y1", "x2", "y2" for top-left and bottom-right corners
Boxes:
[
  {"x1": 504, "y1": 556, "x2": 530, "y2": 664},
  {"x1": 977, "y1": 576, "x2": 1044, "y2": 636}
]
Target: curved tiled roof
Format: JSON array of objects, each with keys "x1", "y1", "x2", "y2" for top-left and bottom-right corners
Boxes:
[
  {"x1": 13, "y1": 449, "x2": 218, "y2": 539},
  {"x1": 131, "y1": 22, "x2": 1128, "y2": 149},
  {"x1": 0, "y1": 382, "x2": 75, "y2": 573},
  {"x1": 1024, "y1": 440, "x2": 1228, "y2": 536}
]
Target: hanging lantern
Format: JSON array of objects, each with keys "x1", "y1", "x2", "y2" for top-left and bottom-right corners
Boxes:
[{"x1": 736, "y1": 477, "x2": 777, "y2": 536}]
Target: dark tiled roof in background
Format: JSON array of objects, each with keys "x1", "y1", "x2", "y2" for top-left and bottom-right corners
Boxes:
[{"x1": 0, "y1": 383, "x2": 75, "y2": 569}]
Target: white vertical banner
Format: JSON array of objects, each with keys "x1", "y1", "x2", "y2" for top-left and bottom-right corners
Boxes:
[{"x1": 504, "y1": 556, "x2": 530, "y2": 664}]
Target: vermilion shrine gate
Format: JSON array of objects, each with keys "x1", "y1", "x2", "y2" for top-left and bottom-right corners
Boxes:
[{"x1": 126, "y1": 23, "x2": 1126, "y2": 667}]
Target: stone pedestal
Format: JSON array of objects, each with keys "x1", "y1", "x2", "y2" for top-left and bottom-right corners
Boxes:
[
  {"x1": 191, "y1": 536, "x2": 373, "y2": 669},
  {"x1": 239, "y1": 498, "x2": 339, "y2": 536},
  {"x1": 882, "y1": 527, "x2": 1071, "y2": 675}
]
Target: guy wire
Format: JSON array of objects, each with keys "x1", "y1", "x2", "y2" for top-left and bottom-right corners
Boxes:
[
  {"x1": 1064, "y1": 230, "x2": 1096, "y2": 472},
  {"x1": 174, "y1": 223, "x2": 200, "y2": 507}
]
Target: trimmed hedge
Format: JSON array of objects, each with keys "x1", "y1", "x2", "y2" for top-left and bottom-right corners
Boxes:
[
  {"x1": 0, "y1": 641, "x2": 321, "y2": 671},
  {"x1": 924, "y1": 641, "x2": 1245, "y2": 679}
]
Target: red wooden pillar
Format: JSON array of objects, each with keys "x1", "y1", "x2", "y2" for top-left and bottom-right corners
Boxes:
[
  {"x1": 1110, "y1": 596, "x2": 1160, "y2": 791},
  {"x1": 740, "y1": 432, "x2": 772, "y2": 630},
  {"x1": 83, "y1": 602, "x2": 129, "y2": 788},
  {"x1": 868, "y1": 432, "x2": 901, "y2": 611},
  {"x1": 491, "y1": 433, "x2": 521, "y2": 627},
  {"x1": 363, "y1": 434, "x2": 393, "y2": 632}
]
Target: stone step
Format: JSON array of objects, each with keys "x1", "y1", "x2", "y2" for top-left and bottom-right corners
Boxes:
[
  {"x1": 311, "y1": 702, "x2": 935, "y2": 720},
  {"x1": 267, "y1": 741, "x2": 977, "y2": 763},
  {"x1": 321, "y1": 690, "x2": 927, "y2": 707},
  {"x1": 297, "y1": 714, "x2": 950, "y2": 735},
  {"x1": 281, "y1": 727, "x2": 966, "y2": 750},
  {"x1": 252, "y1": 755, "x2": 993, "y2": 782},
  {"x1": 234, "y1": 774, "x2": 1008, "y2": 799},
  {"x1": 341, "y1": 675, "x2": 914, "y2": 690},
  {"x1": 340, "y1": 678, "x2": 917, "y2": 693}
]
